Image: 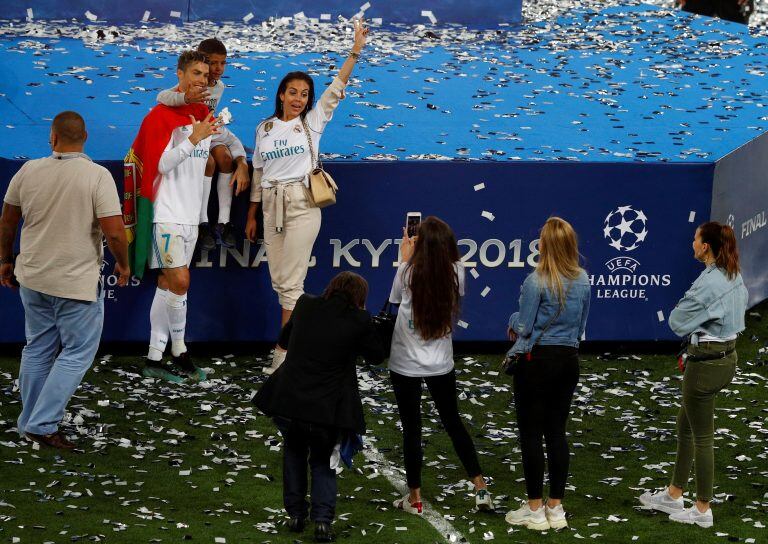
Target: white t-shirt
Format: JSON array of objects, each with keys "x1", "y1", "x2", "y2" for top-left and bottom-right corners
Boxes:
[
  {"x1": 154, "y1": 125, "x2": 244, "y2": 225},
  {"x1": 253, "y1": 77, "x2": 346, "y2": 187},
  {"x1": 388, "y1": 262, "x2": 466, "y2": 377}
]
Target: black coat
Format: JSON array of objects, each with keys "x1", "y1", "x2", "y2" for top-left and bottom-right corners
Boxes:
[{"x1": 254, "y1": 293, "x2": 385, "y2": 434}]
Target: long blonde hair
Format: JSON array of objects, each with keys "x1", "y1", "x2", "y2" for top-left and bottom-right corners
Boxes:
[{"x1": 537, "y1": 217, "x2": 582, "y2": 307}]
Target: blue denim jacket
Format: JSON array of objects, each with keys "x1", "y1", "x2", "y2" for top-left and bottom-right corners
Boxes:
[
  {"x1": 668, "y1": 264, "x2": 748, "y2": 343},
  {"x1": 507, "y1": 270, "x2": 591, "y2": 355}
]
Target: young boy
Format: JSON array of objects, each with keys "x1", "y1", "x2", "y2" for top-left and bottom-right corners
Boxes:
[{"x1": 157, "y1": 38, "x2": 246, "y2": 249}]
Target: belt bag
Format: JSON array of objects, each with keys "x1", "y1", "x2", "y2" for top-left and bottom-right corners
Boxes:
[{"x1": 301, "y1": 117, "x2": 338, "y2": 208}]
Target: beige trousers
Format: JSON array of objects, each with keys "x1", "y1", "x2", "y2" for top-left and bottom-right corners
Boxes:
[{"x1": 262, "y1": 183, "x2": 321, "y2": 310}]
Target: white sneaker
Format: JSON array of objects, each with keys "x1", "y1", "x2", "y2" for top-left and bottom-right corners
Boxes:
[
  {"x1": 505, "y1": 503, "x2": 550, "y2": 531},
  {"x1": 638, "y1": 488, "x2": 685, "y2": 514},
  {"x1": 393, "y1": 494, "x2": 423, "y2": 516},
  {"x1": 545, "y1": 504, "x2": 568, "y2": 530},
  {"x1": 264, "y1": 348, "x2": 287, "y2": 375},
  {"x1": 669, "y1": 505, "x2": 713, "y2": 528},
  {"x1": 475, "y1": 489, "x2": 494, "y2": 511}
]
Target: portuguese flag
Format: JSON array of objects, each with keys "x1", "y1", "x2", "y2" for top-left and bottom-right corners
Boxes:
[{"x1": 123, "y1": 103, "x2": 208, "y2": 279}]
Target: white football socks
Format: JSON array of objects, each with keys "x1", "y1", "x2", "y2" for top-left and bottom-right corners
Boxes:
[
  {"x1": 148, "y1": 287, "x2": 169, "y2": 361},
  {"x1": 166, "y1": 291, "x2": 188, "y2": 357},
  {"x1": 200, "y1": 175, "x2": 213, "y2": 224},
  {"x1": 217, "y1": 172, "x2": 233, "y2": 224}
]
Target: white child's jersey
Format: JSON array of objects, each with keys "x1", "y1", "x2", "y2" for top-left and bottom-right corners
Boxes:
[{"x1": 156, "y1": 79, "x2": 226, "y2": 112}]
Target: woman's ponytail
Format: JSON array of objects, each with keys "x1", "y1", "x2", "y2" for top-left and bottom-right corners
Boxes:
[{"x1": 699, "y1": 221, "x2": 740, "y2": 279}]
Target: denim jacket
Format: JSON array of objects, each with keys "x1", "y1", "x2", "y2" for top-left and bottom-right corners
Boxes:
[
  {"x1": 507, "y1": 270, "x2": 591, "y2": 355},
  {"x1": 668, "y1": 264, "x2": 748, "y2": 344}
]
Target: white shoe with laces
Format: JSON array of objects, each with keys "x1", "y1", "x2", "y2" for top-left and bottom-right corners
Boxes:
[
  {"x1": 264, "y1": 348, "x2": 287, "y2": 375},
  {"x1": 505, "y1": 502, "x2": 550, "y2": 531},
  {"x1": 638, "y1": 488, "x2": 685, "y2": 514},
  {"x1": 669, "y1": 505, "x2": 713, "y2": 528},
  {"x1": 545, "y1": 504, "x2": 568, "y2": 529}
]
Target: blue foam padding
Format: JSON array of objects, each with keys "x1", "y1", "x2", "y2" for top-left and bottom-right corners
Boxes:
[{"x1": 1, "y1": 4, "x2": 766, "y2": 162}]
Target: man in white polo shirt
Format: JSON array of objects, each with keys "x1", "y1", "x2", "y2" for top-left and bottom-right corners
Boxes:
[{"x1": 0, "y1": 111, "x2": 129, "y2": 450}]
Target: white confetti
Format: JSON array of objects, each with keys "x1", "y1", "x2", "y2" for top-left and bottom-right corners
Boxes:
[
  {"x1": 26, "y1": 8, "x2": 33, "y2": 20},
  {"x1": 481, "y1": 211, "x2": 495, "y2": 221},
  {"x1": 688, "y1": 211, "x2": 696, "y2": 223},
  {"x1": 481, "y1": 286, "x2": 491, "y2": 298},
  {"x1": 320, "y1": 13, "x2": 331, "y2": 20},
  {"x1": 469, "y1": 268, "x2": 479, "y2": 279},
  {"x1": 243, "y1": 12, "x2": 254, "y2": 23},
  {"x1": 421, "y1": 10, "x2": 437, "y2": 24},
  {"x1": 457, "y1": 320, "x2": 468, "y2": 329},
  {"x1": 474, "y1": 182, "x2": 485, "y2": 191},
  {"x1": 360, "y1": 2, "x2": 371, "y2": 11},
  {"x1": 657, "y1": 310, "x2": 665, "y2": 322},
  {"x1": 141, "y1": 10, "x2": 150, "y2": 22},
  {"x1": 84, "y1": 10, "x2": 98, "y2": 21},
  {"x1": 170, "y1": 10, "x2": 181, "y2": 18}
]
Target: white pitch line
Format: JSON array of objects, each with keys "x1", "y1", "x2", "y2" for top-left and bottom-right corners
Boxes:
[{"x1": 363, "y1": 444, "x2": 467, "y2": 543}]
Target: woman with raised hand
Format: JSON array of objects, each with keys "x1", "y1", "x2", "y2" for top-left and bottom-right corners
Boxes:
[
  {"x1": 639, "y1": 222, "x2": 748, "y2": 528},
  {"x1": 388, "y1": 216, "x2": 493, "y2": 516},
  {"x1": 504, "y1": 217, "x2": 591, "y2": 531},
  {"x1": 246, "y1": 19, "x2": 369, "y2": 375}
]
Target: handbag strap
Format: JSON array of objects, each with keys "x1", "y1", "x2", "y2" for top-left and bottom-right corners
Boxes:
[{"x1": 300, "y1": 116, "x2": 320, "y2": 170}]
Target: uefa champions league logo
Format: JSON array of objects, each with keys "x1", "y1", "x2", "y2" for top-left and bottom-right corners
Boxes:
[{"x1": 603, "y1": 205, "x2": 649, "y2": 252}]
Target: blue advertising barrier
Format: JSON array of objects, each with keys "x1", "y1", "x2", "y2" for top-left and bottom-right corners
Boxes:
[
  {"x1": 2, "y1": 0, "x2": 523, "y2": 25},
  {"x1": 0, "y1": 159, "x2": 716, "y2": 343}
]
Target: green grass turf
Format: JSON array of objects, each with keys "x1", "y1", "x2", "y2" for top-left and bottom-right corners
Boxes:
[{"x1": 1, "y1": 302, "x2": 767, "y2": 544}]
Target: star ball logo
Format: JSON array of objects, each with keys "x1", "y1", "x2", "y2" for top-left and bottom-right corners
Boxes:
[
  {"x1": 603, "y1": 205, "x2": 648, "y2": 252},
  {"x1": 592, "y1": 205, "x2": 670, "y2": 300}
]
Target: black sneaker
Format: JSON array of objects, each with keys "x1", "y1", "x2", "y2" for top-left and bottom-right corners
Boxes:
[
  {"x1": 171, "y1": 352, "x2": 207, "y2": 382},
  {"x1": 314, "y1": 521, "x2": 335, "y2": 543},
  {"x1": 199, "y1": 223, "x2": 216, "y2": 251},
  {"x1": 287, "y1": 516, "x2": 307, "y2": 533},
  {"x1": 217, "y1": 222, "x2": 236, "y2": 248}
]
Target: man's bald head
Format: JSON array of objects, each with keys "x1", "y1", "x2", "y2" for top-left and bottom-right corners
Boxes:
[{"x1": 51, "y1": 111, "x2": 87, "y2": 149}]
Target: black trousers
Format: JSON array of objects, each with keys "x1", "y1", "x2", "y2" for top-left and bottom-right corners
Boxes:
[
  {"x1": 512, "y1": 346, "x2": 579, "y2": 500},
  {"x1": 683, "y1": 0, "x2": 753, "y2": 24},
  {"x1": 275, "y1": 417, "x2": 338, "y2": 523},
  {"x1": 390, "y1": 369, "x2": 483, "y2": 489}
]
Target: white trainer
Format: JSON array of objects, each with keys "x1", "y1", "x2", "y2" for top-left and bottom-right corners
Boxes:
[
  {"x1": 393, "y1": 494, "x2": 423, "y2": 516},
  {"x1": 505, "y1": 503, "x2": 550, "y2": 531},
  {"x1": 669, "y1": 505, "x2": 713, "y2": 528},
  {"x1": 545, "y1": 504, "x2": 568, "y2": 530},
  {"x1": 475, "y1": 489, "x2": 494, "y2": 511},
  {"x1": 638, "y1": 488, "x2": 685, "y2": 514},
  {"x1": 264, "y1": 348, "x2": 287, "y2": 375}
]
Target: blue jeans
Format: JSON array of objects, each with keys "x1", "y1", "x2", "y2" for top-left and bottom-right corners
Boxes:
[
  {"x1": 17, "y1": 286, "x2": 104, "y2": 436},
  {"x1": 275, "y1": 417, "x2": 338, "y2": 523}
]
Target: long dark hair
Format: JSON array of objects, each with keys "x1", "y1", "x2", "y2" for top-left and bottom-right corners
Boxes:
[
  {"x1": 698, "y1": 221, "x2": 740, "y2": 279},
  {"x1": 407, "y1": 216, "x2": 461, "y2": 341},
  {"x1": 323, "y1": 271, "x2": 369, "y2": 309},
  {"x1": 271, "y1": 71, "x2": 315, "y2": 120}
]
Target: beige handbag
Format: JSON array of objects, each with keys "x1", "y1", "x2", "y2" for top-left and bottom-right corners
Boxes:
[{"x1": 301, "y1": 117, "x2": 338, "y2": 208}]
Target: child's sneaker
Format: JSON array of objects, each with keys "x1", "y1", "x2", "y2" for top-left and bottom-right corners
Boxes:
[
  {"x1": 393, "y1": 494, "x2": 423, "y2": 516},
  {"x1": 505, "y1": 502, "x2": 550, "y2": 531},
  {"x1": 545, "y1": 504, "x2": 568, "y2": 530},
  {"x1": 638, "y1": 488, "x2": 685, "y2": 514}
]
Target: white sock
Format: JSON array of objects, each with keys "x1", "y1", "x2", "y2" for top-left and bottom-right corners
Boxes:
[
  {"x1": 149, "y1": 287, "x2": 169, "y2": 359},
  {"x1": 217, "y1": 172, "x2": 233, "y2": 224},
  {"x1": 166, "y1": 291, "x2": 188, "y2": 357},
  {"x1": 200, "y1": 175, "x2": 213, "y2": 224}
]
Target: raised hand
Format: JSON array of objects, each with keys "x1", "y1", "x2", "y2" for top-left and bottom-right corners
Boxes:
[
  {"x1": 189, "y1": 112, "x2": 219, "y2": 145},
  {"x1": 184, "y1": 85, "x2": 211, "y2": 104}
]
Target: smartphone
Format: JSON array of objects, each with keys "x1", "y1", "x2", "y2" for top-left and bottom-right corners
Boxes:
[{"x1": 406, "y1": 212, "x2": 422, "y2": 237}]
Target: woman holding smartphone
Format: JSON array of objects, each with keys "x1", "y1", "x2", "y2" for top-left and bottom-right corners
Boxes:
[
  {"x1": 504, "y1": 217, "x2": 591, "y2": 531},
  {"x1": 246, "y1": 20, "x2": 369, "y2": 375},
  {"x1": 639, "y1": 222, "x2": 747, "y2": 528},
  {"x1": 388, "y1": 216, "x2": 493, "y2": 516}
]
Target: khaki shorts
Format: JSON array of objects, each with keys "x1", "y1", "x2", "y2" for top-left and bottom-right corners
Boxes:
[{"x1": 149, "y1": 223, "x2": 198, "y2": 269}]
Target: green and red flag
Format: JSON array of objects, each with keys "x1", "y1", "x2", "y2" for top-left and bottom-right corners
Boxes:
[{"x1": 123, "y1": 102, "x2": 208, "y2": 278}]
